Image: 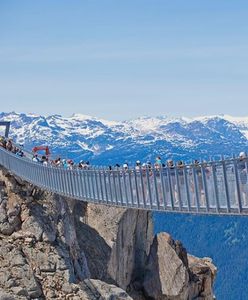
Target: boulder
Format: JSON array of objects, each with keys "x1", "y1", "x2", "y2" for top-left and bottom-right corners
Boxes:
[
  {"x1": 143, "y1": 232, "x2": 189, "y2": 300},
  {"x1": 188, "y1": 255, "x2": 217, "y2": 300}
]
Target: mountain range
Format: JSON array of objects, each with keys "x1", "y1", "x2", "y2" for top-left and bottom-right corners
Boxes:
[
  {"x1": 1, "y1": 111, "x2": 248, "y2": 299},
  {"x1": 0, "y1": 112, "x2": 248, "y2": 165}
]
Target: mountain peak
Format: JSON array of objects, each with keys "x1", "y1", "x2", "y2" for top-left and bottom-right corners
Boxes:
[
  {"x1": 70, "y1": 113, "x2": 95, "y2": 121},
  {"x1": 1, "y1": 112, "x2": 248, "y2": 164}
]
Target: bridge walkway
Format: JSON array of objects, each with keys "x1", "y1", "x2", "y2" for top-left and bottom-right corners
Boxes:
[{"x1": 0, "y1": 147, "x2": 248, "y2": 215}]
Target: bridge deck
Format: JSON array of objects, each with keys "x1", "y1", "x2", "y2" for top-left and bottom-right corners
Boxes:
[{"x1": 0, "y1": 147, "x2": 248, "y2": 215}]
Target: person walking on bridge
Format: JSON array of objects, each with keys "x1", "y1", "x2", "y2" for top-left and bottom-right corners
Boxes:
[
  {"x1": 32, "y1": 154, "x2": 40, "y2": 163},
  {"x1": 154, "y1": 156, "x2": 162, "y2": 170},
  {"x1": 6, "y1": 139, "x2": 13, "y2": 152}
]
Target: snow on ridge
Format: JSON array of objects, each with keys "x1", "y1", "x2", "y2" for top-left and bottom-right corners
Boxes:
[
  {"x1": 98, "y1": 119, "x2": 120, "y2": 127},
  {"x1": 70, "y1": 113, "x2": 95, "y2": 121},
  {"x1": 241, "y1": 131, "x2": 248, "y2": 139},
  {"x1": 69, "y1": 113, "x2": 119, "y2": 127},
  {"x1": 77, "y1": 141, "x2": 92, "y2": 152},
  {"x1": 25, "y1": 112, "x2": 42, "y2": 118},
  {"x1": 125, "y1": 115, "x2": 190, "y2": 134},
  {"x1": 1, "y1": 111, "x2": 248, "y2": 143},
  {"x1": 1, "y1": 111, "x2": 248, "y2": 163},
  {"x1": 2, "y1": 111, "x2": 248, "y2": 128},
  {"x1": 221, "y1": 115, "x2": 248, "y2": 126},
  {"x1": 193, "y1": 114, "x2": 248, "y2": 125}
]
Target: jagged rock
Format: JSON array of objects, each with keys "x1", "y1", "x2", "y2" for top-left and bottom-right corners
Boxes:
[
  {"x1": 0, "y1": 242, "x2": 42, "y2": 299},
  {"x1": 0, "y1": 167, "x2": 216, "y2": 300},
  {"x1": 108, "y1": 209, "x2": 153, "y2": 290},
  {"x1": 143, "y1": 232, "x2": 189, "y2": 300},
  {"x1": 81, "y1": 279, "x2": 134, "y2": 299},
  {"x1": 0, "y1": 196, "x2": 21, "y2": 235},
  {"x1": 188, "y1": 255, "x2": 217, "y2": 300},
  {"x1": 86, "y1": 204, "x2": 154, "y2": 291},
  {"x1": 0, "y1": 289, "x2": 20, "y2": 300},
  {"x1": 10, "y1": 286, "x2": 28, "y2": 297},
  {"x1": 22, "y1": 215, "x2": 44, "y2": 241}
]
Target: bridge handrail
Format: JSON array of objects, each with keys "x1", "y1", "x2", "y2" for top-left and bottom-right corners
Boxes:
[
  {"x1": 9, "y1": 139, "x2": 247, "y2": 171},
  {"x1": 0, "y1": 146, "x2": 248, "y2": 215}
]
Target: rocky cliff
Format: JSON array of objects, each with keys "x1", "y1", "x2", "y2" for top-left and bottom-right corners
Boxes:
[{"x1": 0, "y1": 166, "x2": 216, "y2": 299}]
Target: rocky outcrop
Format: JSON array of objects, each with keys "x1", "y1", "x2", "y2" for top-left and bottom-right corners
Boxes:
[
  {"x1": 0, "y1": 168, "x2": 130, "y2": 299},
  {"x1": 188, "y1": 255, "x2": 217, "y2": 300},
  {"x1": 86, "y1": 204, "x2": 154, "y2": 291},
  {"x1": 0, "y1": 166, "x2": 217, "y2": 299},
  {"x1": 0, "y1": 279, "x2": 133, "y2": 300},
  {"x1": 143, "y1": 233, "x2": 189, "y2": 299},
  {"x1": 143, "y1": 233, "x2": 216, "y2": 300}
]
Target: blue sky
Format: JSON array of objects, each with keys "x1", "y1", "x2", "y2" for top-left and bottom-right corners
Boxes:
[{"x1": 0, "y1": 0, "x2": 248, "y2": 120}]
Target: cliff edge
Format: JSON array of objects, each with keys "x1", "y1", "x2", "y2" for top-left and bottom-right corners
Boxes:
[{"x1": 0, "y1": 166, "x2": 216, "y2": 299}]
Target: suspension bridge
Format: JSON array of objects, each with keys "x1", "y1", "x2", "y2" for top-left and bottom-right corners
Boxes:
[{"x1": 0, "y1": 143, "x2": 248, "y2": 215}]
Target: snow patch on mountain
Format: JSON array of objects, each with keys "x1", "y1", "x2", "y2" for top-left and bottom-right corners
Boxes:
[{"x1": 0, "y1": 112, "x2": 248, "y2": 164}]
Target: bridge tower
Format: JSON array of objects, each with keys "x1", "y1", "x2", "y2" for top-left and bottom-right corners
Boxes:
[{"x1": 0, "y1": 121, "x2": 11, "y2": 138}]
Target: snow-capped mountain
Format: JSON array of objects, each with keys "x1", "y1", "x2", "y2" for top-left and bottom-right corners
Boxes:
[{"x1": 0, "y1": 112, "x2": 248, "y2": 165}]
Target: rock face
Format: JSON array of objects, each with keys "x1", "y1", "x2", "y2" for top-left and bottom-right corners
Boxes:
[
  {"x1": 86, "y1": 204, "x2": 154, "y2": 291},
  {"x1": 143, "y1": 233, "x2": 189, "y2": 299},
  {"x1": 0, "y1": 166, "x2": 217, "y2": 299},
  {"x1": 143, "y1": 233, "x2": 217, "y2": 300},
  {"x1": 188, "y1": 255, "x2": 217, "y2": 300}
]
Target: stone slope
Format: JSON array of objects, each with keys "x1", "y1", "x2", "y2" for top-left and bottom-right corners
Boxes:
[{"x1": 0, "y1": 166, "x2": 216, "y2": 299}]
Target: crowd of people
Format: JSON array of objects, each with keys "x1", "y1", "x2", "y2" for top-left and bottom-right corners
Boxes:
[
  {"x1": 0, "y1": 136, "x2": 91, "y2": 170},
  {"x1": 0, "y1": 136, "x2": 24, "y2": 157},
  {"x1": 35, "y1": 152, "x2": 247, "y2": 207},
  {"x1": 32, "y1": 155, "x2": 91, "y2": 170},
  {"x1": 0, "y1": 138, "x2": 199, "y2": 173},
  {"x1": 0, "y1": 135, "x2": 247, "y2": 174},
  {"x1": 109, "y1": 157, "x2": 211, "y2": 174},
  {"x1": 1, "y1": 135, "x2": 248, "y2": 206}
]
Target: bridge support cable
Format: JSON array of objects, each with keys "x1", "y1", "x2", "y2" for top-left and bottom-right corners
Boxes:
[
  {"x1": 112, "y1": 171, "x2": 118, "y2": 205},
  {"x1": 175, "y1": 167, "x2": 183, "y2": 211},
  {"x1": 99, "y1": 169, "x2": 105, "y2": 203},
  {"x1": 192, "y1": 166, "x2": 200, "y2": 213},
  {"x1": 117, "y1": 170, "x2": 124, "y2": 206},
  {"x1": 145, "y1": 168, "x2": 153, "y2": 209},
  {"x1": 78, "y1": 170, "x2": 84, "y2": 198},
  {"x1": 233, "y1": 159, "x2": 243, "y2": 213},
  {"x1": 121, "y1": 171, "x2": 128, "y2": 207},
  {"x1": 211, "y1": 163, "x2": 220, "y2": 214},
  {"x1": 134, "y1": 170, "x2": 140, "y2": 208},
  {"x1": 221, "y1": 159, "x2": 231, "y2": 213},
  {"x1": 128, "y1": 170, "x2": 134, "y2": 207},
  {"x1": 183, "y1": 166, "x2": 191, "y2": 212},
  {"x1": 74, "y1": 170, "x2": 80, "y2": 198},
  {"x1": 159, "y1": 168, "x2": 167, "y2": 210},
  {"x1": 102, "y1": 169, "x2": 109, "y2": 204},
  {"x1": 200, "y1": 163, "x2": 210, "y2": 213},
  {"x1": 152, "y1": 169, "x2": 160, "y2": 210},
  {"x1": 167, "y1": 168, "x2": 175, "y2": 210},
  {"x1": 107, "y1": 171, "x2": 113, "y2": 205},
  {"x1": 93, "y1": 169, "x2": 100, "y2": 203},
  {"x1": 81, "y1": 171, "x2": 87, "y2": 199}
]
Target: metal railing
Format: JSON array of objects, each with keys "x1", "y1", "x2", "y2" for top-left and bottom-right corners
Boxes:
[{"x1": 0, "y1": 147, "x2": 248, "y2": 215}]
